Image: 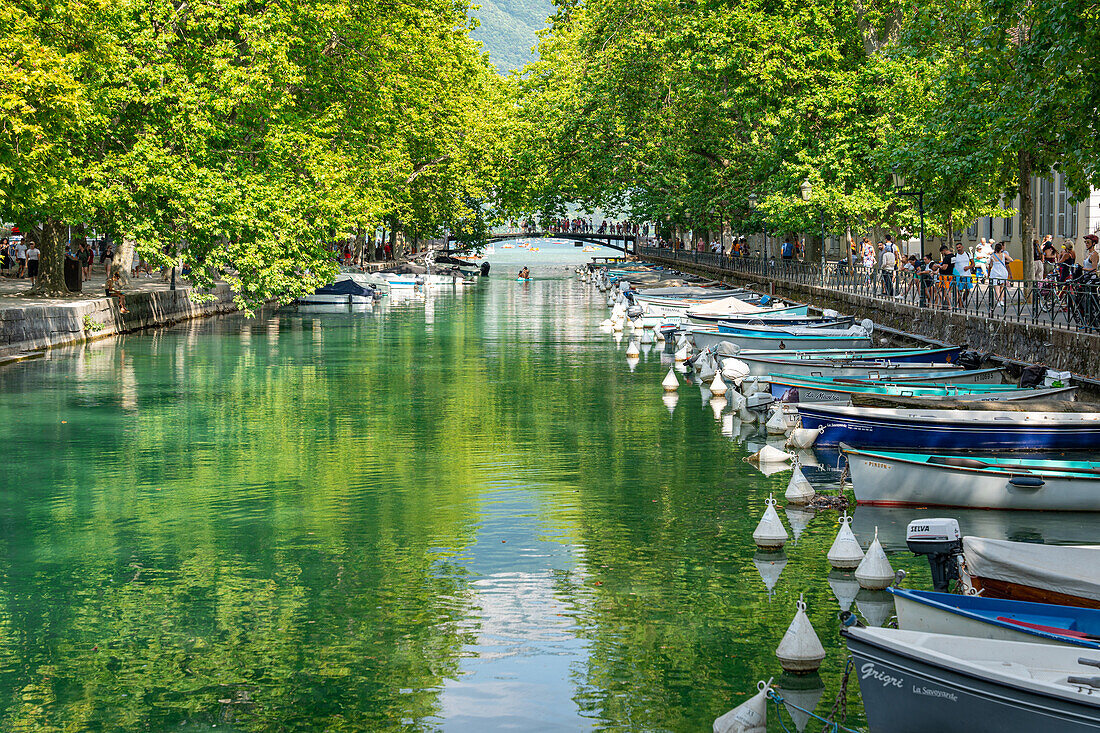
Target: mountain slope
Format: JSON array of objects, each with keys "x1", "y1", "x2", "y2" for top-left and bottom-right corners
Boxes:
[{"x1": 470, "y1": 0, "x2": 552, "y2": 73}]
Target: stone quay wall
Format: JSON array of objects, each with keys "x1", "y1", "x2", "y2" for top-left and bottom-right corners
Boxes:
[
  {"x1": 0, "y1": 284, "x2": 241, "y2": 360},
  {"x1": 639, "y1": 254, "x2": 1100, "y2": 380}
]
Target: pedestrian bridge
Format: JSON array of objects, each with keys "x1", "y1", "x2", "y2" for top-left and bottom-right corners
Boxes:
[{"x1": 447, "y1": 231, "x2": 638, "y2": 253}]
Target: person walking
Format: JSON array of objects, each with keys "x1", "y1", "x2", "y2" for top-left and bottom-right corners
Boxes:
[
  {"x1": 25, "y1": 240, "x2": 40, "y2": 285},
  {"x1": 988, "y1": 241, "x2": 1013, "y2": 308},
  {"x1": 880, "y1": 239, "x2": 898, "y2": 297},
  {"x1": 953, "y1": 241, "x2": 974, "y2": 308},
  {"x1": 14, "y1": 238, "x2": 26, "y2": 278}
]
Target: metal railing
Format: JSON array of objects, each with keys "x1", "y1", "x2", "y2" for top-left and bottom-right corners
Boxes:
[{"x1": 637, "y1": 246, "x2": 1100, "y2": 334}]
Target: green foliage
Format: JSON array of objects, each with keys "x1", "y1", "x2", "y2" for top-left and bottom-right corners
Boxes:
[{"x1": 82, "y1": 314, "x2": 104, "y2": 333}]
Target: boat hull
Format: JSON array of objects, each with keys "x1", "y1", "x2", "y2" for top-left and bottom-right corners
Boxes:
[
  {"x1": 843, "y1": 629, "x2": 1100, "y2": 733},
  {"x1": 798, "y1": 405, "x2": 1100, "y2": 451},
  {"x1": 689, "y1": 329, "x2": 872, "y2": 351},
  {"x1": 891, "y1": 590, "x2": 1100, "y2": 648},
  {"x1": 846, "y1": 449, "x2": 1100, "y2": 510}
]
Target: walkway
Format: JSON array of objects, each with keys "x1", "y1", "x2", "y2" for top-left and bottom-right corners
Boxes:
[{"x1": 640, "y1": 247, "x2": 1099, "y2": 335}]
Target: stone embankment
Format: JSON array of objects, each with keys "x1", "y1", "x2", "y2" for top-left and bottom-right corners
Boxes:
[
  {"x1": 0, "y1": 284, "x2": 240, "y2": 361},
  {"x1": 640, "y1": 254, "x2": 1100, "y2": 381}
]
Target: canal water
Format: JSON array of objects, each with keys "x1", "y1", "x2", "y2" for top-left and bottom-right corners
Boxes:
[{"x1": 1, "y1": 243, "x2": 1092, "y2": 731}]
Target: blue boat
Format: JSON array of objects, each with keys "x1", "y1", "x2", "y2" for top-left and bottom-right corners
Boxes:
[
  {"x1": 797, "y1": 404, "x2": 1100, "y2": 450},
  {"x1": 891, "y1": 588, "x2": 1100, "y2": 649}
]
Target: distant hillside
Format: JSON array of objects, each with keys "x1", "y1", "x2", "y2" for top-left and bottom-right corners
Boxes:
[{"x1": 470, "y1": 0, "x2": 553, "y2": 73}]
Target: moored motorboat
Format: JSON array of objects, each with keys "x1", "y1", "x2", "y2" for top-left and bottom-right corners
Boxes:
[
  {"x1": 796, "y1": 404, "x2": 1100, "y2": 450},
  {"x1": 962, "y1": 537, "x2": 1100, "y2": 609},
  {"x1": 767, "y1": 374, "x2": 1028, "y2": 406},
  {"x1": 687, "y1": 325, "x2": 873, "y2": 351},
  {"x1": 890, "y1": 588, "x2": 1100, "y2": 649},
  {"x1": 844, "y1": 446, "x2": 1100, "y2": 510},
  {"x1": 842, "y1": 625, "x2": 1100, "y2": 733},
  {"x1": 297, "y1": 278, "x2": 378, "y2": 305}
]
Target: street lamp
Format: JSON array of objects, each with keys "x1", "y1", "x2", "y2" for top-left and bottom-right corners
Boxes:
[
  {"x1": 892, "y1": 165, "x2": 925, "y2": 259},
  {"x1": 799, "y1": 178, "x2": 827, "y2": 268},
  {"x1": 748, "y1": 193, "x2": 766, "y2": 259}
]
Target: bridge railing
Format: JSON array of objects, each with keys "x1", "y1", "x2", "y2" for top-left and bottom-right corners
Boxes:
[{"x1": 637, "y1": 245, "x2": 1100, "y2": 334}]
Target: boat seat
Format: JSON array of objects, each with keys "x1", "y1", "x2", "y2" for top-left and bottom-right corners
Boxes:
[{"x1": 927, "y1": 455, "x2": 990, "y2": 469}]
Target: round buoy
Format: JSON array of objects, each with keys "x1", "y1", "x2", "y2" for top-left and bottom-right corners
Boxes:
[
  {"x1": 613, "y1": 319, "x2": 624, "y2": 332},
  {"x1": 626, "y1": 340, "x2": 640, "y2": 357},
  {"x1": 662, "y1": 367, "x2": 679, "y2": 392},
  {"x1": 674, "y1": 346, "x2": 689, "y2": 362},
  {"x1": 747, "y1": 445, "x2": 793, "y2": 464},
  {"x1": 712, "y1": 679, "x2": 771, "y2": 733},
  {"x1": 786, "y1": 426, "x2": 824, "y2": 450},
  {"x1": 765, "y1": 409, "x2": 787, "y2": 435},
  {"x1": 855, "y1": 527, "x2": 895, "y2": 590},
  {"x1": 784, "y1": 465, "x2": 815, "y2": 505},
  {"x1": 710, "y1": 371, "x2": 728, "y2": 396},
  {"x1": 752, "y1": 494, "x2": 788, "y2": 550},
  {"x1": 827, "y1": 512, "x2": 864, "y2": 570},
  {"x1": 775, "y1": 594, "x2": 826, "y2": 674}
]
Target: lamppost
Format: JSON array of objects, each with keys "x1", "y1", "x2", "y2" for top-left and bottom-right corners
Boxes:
[
  {"x1": 799, "y1": 178, "x2": 826, "y2": 270},
  {"x1": 892, "y1": 165, "x2": 925, "y2": 259},
  {"x1": 747, "y1": 193, "x2": 766, "y2": 259}
]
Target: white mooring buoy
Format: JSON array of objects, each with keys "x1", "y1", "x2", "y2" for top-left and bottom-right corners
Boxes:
[
  {"x1": 855, "y1": 527, "x2": 895, "y2": 590},
  {"x1": 826, "y1": 512, "x2": 864, "y2": 570},
  {"x1": 765, "y1": 409, "x2": 787, "y2": 435},
  {"x1": 786, "y1": 426, "x2": 824, "y2": 450},
  {"x1": 710, "y1": 371, "x2": 728, "y2": 396},
  {"x1": 662, "y1": 367, "x2": 680, "y2": 392},
  {"x1": 752, "y1": 494, "x2": 788, "y2": 550},
  {"x1": 713, "y1": 679, "x2": 771, "y2": 733},
  {"x1": 674, "y1": 346, "x2": 689, "y2": 362},
  {"x1": 626, "y1": 340, "x2": 640, "y2": 357},
  {"x1": 775, "y1": 593, "x2": 826, "y2": 674},
  {"x1": 784, "y1": 465, "x2": 815, "y2": 505},
  {"x1": 746, "y1": 444, "x2": 793, "y2": 464}
]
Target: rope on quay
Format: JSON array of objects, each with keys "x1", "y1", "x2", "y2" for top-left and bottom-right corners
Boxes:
[{"x1": 767, "y1": 658, "x2": 865, "y2": 733}]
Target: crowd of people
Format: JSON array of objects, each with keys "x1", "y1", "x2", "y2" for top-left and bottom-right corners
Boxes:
[{"x1": 512, "y1": 219, "x2": 649, "y2": 236}]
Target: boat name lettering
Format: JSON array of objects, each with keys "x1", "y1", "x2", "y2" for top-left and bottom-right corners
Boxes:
[
  {"x1": 860, "y1": 663, "x2": 904, "y2": 688},
  {"x1": 912, "y1": 685, "x2": 958, "y2": 702},
  {"x1": 866, "y1": 461, "x2": 890, "y2": 469}
]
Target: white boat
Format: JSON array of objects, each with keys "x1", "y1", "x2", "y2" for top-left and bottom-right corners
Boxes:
[
  {"x1": 297, "y1": 278, "x2": 377, "y2": 305},
  {"x1": 843, "y1": 626, "x2": 1100, "y2": 733}
]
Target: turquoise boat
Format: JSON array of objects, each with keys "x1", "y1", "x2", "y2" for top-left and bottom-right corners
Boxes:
[{"x1": 767, "y1": 373, "x2": 1033, "y2": 405}]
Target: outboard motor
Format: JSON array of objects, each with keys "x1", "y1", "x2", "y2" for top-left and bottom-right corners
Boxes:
[
  {"x1": 956, "y1": 350, "x2": 987, "y2": 370},
  {"x1": 905, "y1": 518, "x2": 962, "y2": 592},
  {"x1": 480, "y1": 261, "x2": 490, "y2": 277},
  {"x1": 626, "y1": 305, "x2": 644, "y2": 320}
]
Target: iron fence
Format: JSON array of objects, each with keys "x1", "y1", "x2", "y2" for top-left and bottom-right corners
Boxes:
[{"x1": 637, "y1": 246, "x2": 1100, "y2": 334}]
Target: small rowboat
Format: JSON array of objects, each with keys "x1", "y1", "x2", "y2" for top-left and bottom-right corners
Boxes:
[
  {"x1": 891, "y1": 588, "x2": 1100, "y2": 649},
  {"x1": 687, "y1": 326, "x2": 872, "y2": 351},
  {"x1": 767, "y1": 374, "x2": 1026, "y2": 405},
  {"x1": 962, "y1": 537, "x2": 1100, "y2": 609},
  {"x1": 797, "y1": 404, "x2": 1100, "y2": 450},
  {"x1": 842, "y1": 626, "x2": 1100, "y2": 733},
  {"x1": 844, "y1": 445, "x2": 1100, "y2": 510}
]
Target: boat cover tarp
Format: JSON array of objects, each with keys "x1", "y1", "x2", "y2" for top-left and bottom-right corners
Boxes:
[
  {"x1": 849, "y1": 388, "x2": 1080, "y2": 409},
  {"x1": 686, "y1": 296, "x2": 762, "y2": 315},
  {"x1": 315, "y1": 279, "x2": 375, "y2": 296},
  {"x1": 964, "y1": 537, "x2": 1100, "y2": 602}
]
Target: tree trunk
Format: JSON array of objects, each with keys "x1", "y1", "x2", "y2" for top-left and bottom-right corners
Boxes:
[
  {"x1": 110, "y1": 238, "x2": 135, "y2": 287},
  {"x1": 353, "y1": 223, "x2": 365, "y2": 265},
  {"x1": 1019, "y1": 150, "x2": 1035, "y2": 262},
  {"x1": 29, "y1": 217, "x2": 68, "y2": 295}
]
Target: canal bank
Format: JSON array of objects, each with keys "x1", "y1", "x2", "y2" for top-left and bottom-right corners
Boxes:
[
  {"x1": 0, "y1": 282, "x2": 241, "y2": 361},
  {"x1": 636, "y1": 251, "x2": 1100, "y2": 379}
]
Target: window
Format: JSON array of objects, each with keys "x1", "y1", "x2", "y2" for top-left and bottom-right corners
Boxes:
[
  {"x1": 1004, "y1": 210, "x2": 1013, "y2": 239},
  {"x1": 1058, "y1": 175, "x2": 1078, "y2": 237},
  {"x1": 985, "y1": 218, "x2": 994, "y2": 240},
  {"x1": 967, "y1": 221, "x2": 978, "y2": 238},
  {"x1": 1039, "y1": 176, "x2": 1055, "y2": 236}
]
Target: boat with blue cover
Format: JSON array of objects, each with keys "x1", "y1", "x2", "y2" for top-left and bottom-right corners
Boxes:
[
  {"x1": 891, "y1": 588, "x2": 1100, "y2": 649},
  {"x1": 844, "y1": 445, "x2": 1100, "y2": 509},
  {"x1": 687, "y1": 324, "x2": 873, "y2": 351},
  {"x1": 798, "y1": 403, "x2": 1100, "y2": 450}
]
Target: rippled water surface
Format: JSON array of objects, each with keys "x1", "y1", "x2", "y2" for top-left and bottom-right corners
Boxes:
[{"x1": 1, "y1": 244, "x2": 1080, "y2": 731}]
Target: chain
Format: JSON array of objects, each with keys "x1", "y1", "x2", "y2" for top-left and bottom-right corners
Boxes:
[{"x1": 819, "y1": 657, "x2": 854, "y2": 731}]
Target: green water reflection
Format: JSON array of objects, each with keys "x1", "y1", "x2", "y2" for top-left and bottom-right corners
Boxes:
[{"x1": 0, "y1": 267, "x2": 952, "y2": 731}]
